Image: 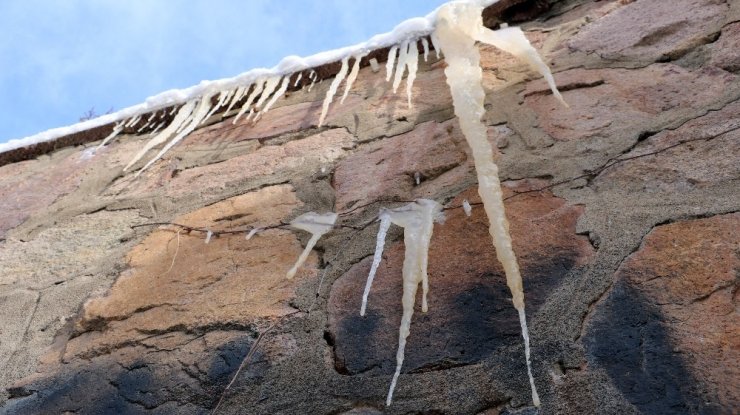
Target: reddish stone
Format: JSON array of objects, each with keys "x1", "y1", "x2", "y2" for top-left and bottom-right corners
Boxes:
[
  {"x1": 332, "y1": 119, "x2": 468, "y2": 212},
  {"x1": 328, "y1": 182, "x2": 595, "y2": 375},
  {"x1": 523, "y1": 64, "x2": 737, "y2": 141},
  {"x1": 568, "y1": 0, "x2": 731, "y2": 61},
  {"x1": 710, "y1": 22, "x2": 740, "y2": 73}
]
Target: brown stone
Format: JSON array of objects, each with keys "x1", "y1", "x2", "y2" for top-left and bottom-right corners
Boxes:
[
  {"x1": 328, "y1": 181, "x2": 594, "y2": 375},
  {"x1": 568, "y1": 0, "x2": 731, "y2": 62},
  {"x1": 332, "y1": 119, "x2": 468, "y2": 212},
  {"x1": 523, "y1": 64, "x2": 737, "y2": 141},
  {"x1": 594, "y1": 99, "x2": 740, "y2": 192},
  {"x1": 67, "y1": 184, "x2": 310, "y2": 359}
]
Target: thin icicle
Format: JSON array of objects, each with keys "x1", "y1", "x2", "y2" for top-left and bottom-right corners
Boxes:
[
  {"x1": 96, "y1": 121, "x2": 124, "y2": 149},
  {"x1": 293, "y1": 72, "x2": 303, "y2": 87},
  {"x1": 405, "y1": 41, "x2": 419, "y2": 108},
  {"x1": 259, "y1": 76, "x2": 290, "y2": 115},
  {"x1": 386, "y1": 45, "x2": 399, "y2": 82},
  {"x1": 251, "y1": 75, "x2": 281, "y2": 113},
  {"x1": 136, "y1": 93, "x2": 216, "y2": 175},
  {"x1": 124, "y1": 114, "x2": 141, "y2": 128},
  {"x1": 430, "y1": 33, "x2": 442, "y2": 59},
  {"x1": 318, "y1": 56, "x2": 349, "y2": 127},
  {"x1": 421, "y1": 37, "x2": 430, "y2": 62},
  {"x1": 341, "y1": 53, "x2": 366, "y2": 105},
  {"x1": 136, "y1": 113, "x2": 156, "y2": 133},
  {"x1": 383, "y1": 199, "x2": 443, "y2": 406},
  {"x1": 124, "y1": 100, "x2": 197, "y2": 170},
  {"x1": 168, "y1": 106, "x2": 178, "y2": 116},
  {"x1": 202, "y1": 90, "x2": 229, "y2": 124},
  {"x1": 462, "y1": 199, "x2": 472, "y2": 217},
  {"x1": 205, "y1": 230, "x2": 213, "y2": 244},
  {"x1": 360, "y1": 213, "x2": 392, "y2": 316},
  {"x1": 223, "y1": 85, "x2": 247, "y2": 116},
  {"x1": 234, "y1": 79, "x2": 265, "y2": 123},
  {"x1": 286, "y1": 212, "x2": 338, "y2": 279},
  {"x1": 369, "y1": 58, "x2": 380, "y2": 72},
  {"x1": 474, "y1": 26, "x2": 568, "y2": 107},
  {"x1": 308, "y1": 77, "x2": 317, "y2": 92},
  {"x1": 245, "y1": 227, "x2": 262, "y2": 240},
  {"x1": 392, "y1": 41, "x2": 409, "y2": 94}
]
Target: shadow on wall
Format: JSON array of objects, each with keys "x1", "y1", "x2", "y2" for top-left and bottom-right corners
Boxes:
[
  {"x1": 3, "y1": 334, "x2": 256, "y2": 415},
  {"x1": 584, "y1": 281, "x2": 719, "y2": 415}
]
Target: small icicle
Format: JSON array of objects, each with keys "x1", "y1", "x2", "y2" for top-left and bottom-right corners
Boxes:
[
  {"x1": 386, "y1": 45, "x2": 399, "y2": 82},
  {"x1": 392, "y1": 41, "x2": 409, "y2": 94},
  {"x1": 360, "y1": 213, "x2": 392, "y2": 316},
  {"x1": 475, "y1": 26, "x2": 568, "y2": 108},
  {"x1": 249, "y1": 75, "x2": 281, "y2": 120},
  {"x1": 223, "y1": 85, "x2": 247, "y2": 116},
  {"x1": 202, "y1": 90, "x2": 228, "y2": 124},
  {"x1": 293, "y1": 72, "x2": 303, "y2": 87},
  {"x1": 421, "y1": 37, "x2": 430, "y2": 62},
  {"x1": 245, "y1": 227, "x2": 262, "y2": 240},
  {"x1": 414, "y1": 172, "x2": 421, "y2": 185},
  {"x1": 369, "y1": 58, "x2": 380, "y2": 72},
  {"x1": 205, "y1": 230, "x2": 213, "y2": 244},
  {"x1": 383, "y1": 199, "x2": 443, "y2": 406},
  {"x1": 259, "y1": 76, "x2": 290, "y2": 116},
  {"x1": 124, "y1": 114, "x2": 141, "y2": 128},
  {"x1": 318, "y1": 56, "x2": 350, "y2": 127},
  {"x1": 124, "y1": 100, "x2": 197, "y2": 170},
  {"x1": 136, "y1": 113, "x2": 155, "y2": 133},
  {"x1": 137, "y1": 92, "x2": 216, "y2": 175},
  {"x1": 234, "y1": 79, "x2": 265, "y2": 123},
  {"x1": 430, "y1": 32, "x2": 442, "y2": 59},
  {"x1": 405, "y1": 41, "x2": 419, "y2": 108},
  {"x1": 96, "y1": 121, "x2": 124, "y2": 149},
  {"x1": 308, "y1": 71, "x2": 318, "y2": 92},
  {"x1": 462, "y1": 199, "x2": 472, "y2": 217},
  {"x1": 341, "y1": 53, "x2": 366, "y2": 105},
  {"x1": 286, "y1": 212, "x2": 338, "y2": 279}
]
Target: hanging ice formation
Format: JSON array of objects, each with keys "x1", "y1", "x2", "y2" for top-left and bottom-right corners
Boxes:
[
  {"x1": 286, "y1": 212, "x2": 338, "y2": 279},
  {"x1": 432, "y1": 1, "x2": 567, "y2": 407},
  {"x1": 360, "y1": 200, "x2": 444, "y2": 406}
]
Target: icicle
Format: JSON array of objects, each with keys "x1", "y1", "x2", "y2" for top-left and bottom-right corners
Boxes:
[
  {"x1": 248, "y1": 76, "x2": 281, "y2": 122},
  {"x1": 124, "y1": 114, "x2": 141, "y2": 128},
  {"x1": 286, "y1": 212, "x2": 338, "y2": 279},
  {"x1": 414, "y1": 172, "x2": 421, "y2": 185},
  {"x1": 392, "y1": 41, "x2": 409, "y2": 94},
  {"x1": 341, "y1": 53, "x2": 366, "y2": 105},
  {"x1": 168, "y1": 106, "x2": 178, "y2": 116},
  {"x1": 434, "y1": 3, "x2": 567, "y2": 407},
  {"x1": 136, "y1": 92, "x2": 216, "y2": 175},
  {"x1": 223, "y1": 85, "x2": 247, "y2": 116},
  {"x1": 386, "y1": 45, "x2": 399, "y2": 82},
  {"x1": 462, "y1": 199, "x2": 472, "y2": 217},
  {"x1": 405, "y1": 41, "x2": 419, "y2": 108},
  {"x1": 245, "y1": 227, "x2": 262, "y2": 240},
  {"x1": 202, "y1": 90, "x2": 228, "y2": 124},
  {"x1": 308, "y1": 71, "x2": 318, "y2": 92},
  {"x1": 205, "y1": 230, "x2": 213, "y2": 244},
  {"x1": 369, "y1": 58, "x2": 380, "y2": 72},
  {"x1": 318, "y1": 56, "x2": 349, "y2": 127},
  {"x1": 430, "y1": 33, "x2": 442, "y2": 59},
  {"x1": 136, "y1": 113, "x2": 155, "y2": 133},
  {"x1": 293, "y1": 72, "x2": 303, "y2": 87},
  {"x1": 360, "y1": 213, "x2": 392, "y2": 316},
  {"x1": 259, "y1": 76, "x2": 290, "y2": 115},
  {"x1": 382, "y1": 199, "x2": 443, "y2": 406},
  {"x1": 96, "y1": 121, "x2": 124, "y2": 149},
  {"x1": 124, "y1": 100, "x2": 197, "y2": 171},
  {"x1": 421, "y1": 37, "x2": 430, "y2": 62},
  {"x1": 475, "y1": 26, "x2": 567, "y2": 107},
  {"x1": 234, "y1": 79, "x2": 265, "y2": 123}
]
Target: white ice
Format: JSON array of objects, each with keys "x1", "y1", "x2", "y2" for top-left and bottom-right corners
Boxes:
[
  {"x1": 286, "y1": 212, "x2": 338, "y2": 279},
  {"x1": 318, "y1": 56, "x2": 349, "y2": 127}
]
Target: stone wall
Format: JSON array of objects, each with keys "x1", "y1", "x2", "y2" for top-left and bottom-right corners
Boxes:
[{"x1": 1, "y1": 0, "x2": 738, "y2": 414}]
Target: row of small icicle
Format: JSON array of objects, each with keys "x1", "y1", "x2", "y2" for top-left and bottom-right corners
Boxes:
[
  {"x1": 117, "y1": 1, "x2": 568, "y2": 408},
  {"x1": 94, "y1": 32, "x2": 444, "y2": 178}
]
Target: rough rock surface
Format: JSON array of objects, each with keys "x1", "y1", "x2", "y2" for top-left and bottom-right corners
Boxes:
[{"x1": 1, "y1": 0, "x2": 739, "y2": 414}]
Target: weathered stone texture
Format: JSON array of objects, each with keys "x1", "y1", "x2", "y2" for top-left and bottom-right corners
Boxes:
[{"x1": 1, "y1": 0, "x2": 739, "y2": 414}]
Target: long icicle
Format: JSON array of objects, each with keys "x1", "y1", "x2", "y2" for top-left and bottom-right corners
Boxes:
[
  {"x1": 405, "y1": 41, "x2": 419, "y2": 108},
  {"x1": 234, "y1": 79, "x2": 264, "y2": 123},
  {"x1": 433, "y1": 3, "x2": 567, "y2": 407},
  {"x1": 392, "y1": 41, "x2": 410, "y2": 94},
  {"x1": 318, "y1": 56, "x2": 350, "y2": 127},
  {"x1": 386, "y1": 45, "x2": 399, "y2": 82},
  {"x1": 341, "y1": 53, "x2": 367, "y2": 105},
  {"x1": 360, "y1": 212, "x2": 392, "y2": 316}
]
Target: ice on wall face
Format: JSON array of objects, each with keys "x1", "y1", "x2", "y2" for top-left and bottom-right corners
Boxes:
[
  {"x1": 286, "y1": 212, "x2": 338, "y2": 279},
  {"x1": 362, "y1": 200, "x2": 442, "y2": 406},
  {"x1": 433, "y1": 1, "x2": 569, "y2": 407},
  {"x1": 318, "y1": 56, "x2": 350, "y2": 127}
]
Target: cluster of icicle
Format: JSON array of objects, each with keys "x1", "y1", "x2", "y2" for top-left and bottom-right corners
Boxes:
[{"x1": 96, "y1": 35, "x2": 438, "y2": 177}]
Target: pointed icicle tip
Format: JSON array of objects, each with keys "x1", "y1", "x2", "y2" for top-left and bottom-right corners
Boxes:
[{"x1": 286, "y1": 212, "x2": 338, "y2": 279}]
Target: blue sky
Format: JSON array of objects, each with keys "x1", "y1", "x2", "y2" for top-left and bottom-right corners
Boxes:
[{"x1": 0, "y1": 0, "x2": 449, "y2": 143}]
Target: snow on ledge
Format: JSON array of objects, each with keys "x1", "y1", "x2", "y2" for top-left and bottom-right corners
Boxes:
[{"x1": 0, "y1": 0, "x2": 500, "y2": 155}]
